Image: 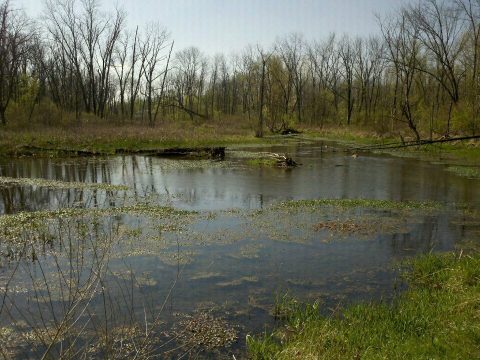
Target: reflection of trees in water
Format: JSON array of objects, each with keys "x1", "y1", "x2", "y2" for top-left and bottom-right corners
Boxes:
[
  {"x1": 0, "y1": 186, "x2": 124, "y2": 214},
  {"x1": 0, "y1": 218, "x2": 181, "y2": 359},
  {"x1": 0, "y1": 158, "x2": 124, "y2": 213}
]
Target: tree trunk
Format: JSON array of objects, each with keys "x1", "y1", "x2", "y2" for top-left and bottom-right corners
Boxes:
[
  {"x1": 256, "y1": 59, "x2": 267, "y2": 138},
  {"x1": 446, "y1": 101, "x2": 453, "y2": 137},
  {"x1": 0, "y1": 107, "x2": 6, "y2": 126}
]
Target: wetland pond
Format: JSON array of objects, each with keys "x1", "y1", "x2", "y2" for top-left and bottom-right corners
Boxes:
[{"x1": 0, "y1": 140, "x2": 479, "y2": 359}]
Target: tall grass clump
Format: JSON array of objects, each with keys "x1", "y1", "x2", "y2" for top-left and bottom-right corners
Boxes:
[{"x1": 247, "y1": 251, "x2": 480, "y2": 359}]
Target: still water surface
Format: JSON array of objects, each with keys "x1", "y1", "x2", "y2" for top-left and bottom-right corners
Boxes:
[{"x1": 0, "y1": 141, "x2": 479, "y2": 358}]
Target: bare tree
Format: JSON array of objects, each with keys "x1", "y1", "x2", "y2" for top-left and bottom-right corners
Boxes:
[
  {"x1": 172, "y1": 47, "x2": 206, "y2": 120},
  {"x1": 0, "y1": 0, "x2": 31, "y2": 125},
  {"x1": 255, "y1": 46, "x2": 272, "y2": 137},
  {"x1": 338, "y1": 36, "x2": 356, "y2": 125},
  {"x1": 456, "y1": 0, "x2": 480, "y2": 135},
  {"x1": 277, "y1": 33, "x2": 306, "y2": 123},
  {"x1": 113, "y1": 31, "x2": 131, "y2": 117},
  {"x1": 382, "y1": 10, "x2": 422, "y2": 140},
  {"x1": 408, "y1": 0, "x2": 467, "y2": 135},
  {"x1": 139, "y1": 24, "x2": 169, "y2": 127}
]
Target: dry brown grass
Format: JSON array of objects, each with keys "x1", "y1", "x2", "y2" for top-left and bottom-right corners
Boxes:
[{"x1": 0, "y1": 116, "x2": 266, "y2": 155}]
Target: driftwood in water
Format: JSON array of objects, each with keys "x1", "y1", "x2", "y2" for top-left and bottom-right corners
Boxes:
[{"x1": 267, "y1": 153, "x2": 298, "y2": 167}]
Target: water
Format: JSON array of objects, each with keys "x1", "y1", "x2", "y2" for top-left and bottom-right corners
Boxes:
[{"x1": 0, "y1": 141, "x2": 479, "y2": 358}]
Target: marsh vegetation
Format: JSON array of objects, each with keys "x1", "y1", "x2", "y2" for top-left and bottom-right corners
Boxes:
[
  {"x1": 0, "y1": 0, "x2": 479, "y2": 358},
  {"x1": 0, "y1": 141, "x2": 479, "y2": 358}
]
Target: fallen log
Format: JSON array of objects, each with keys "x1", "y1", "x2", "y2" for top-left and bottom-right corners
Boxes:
[
  {"x1": 146, "y1": 147, "x2": 225, "y2": 160},
  {"x1": 13, "y1": 145, "x2": 226, "y2": 159},
  {"x1": 281, "y1": 128, "x2": 302, "y2": 135}
]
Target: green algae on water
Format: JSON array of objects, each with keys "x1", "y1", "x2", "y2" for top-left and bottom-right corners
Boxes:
[
  {"x1": 0, "y1": 176, "x2": 129, "y2": 191},
  {"x1": 274, "y1": 198, "x2": 443, "y2": 211},
  {"x1": 447, "y1": 166, "x2": 480, "y2": 179}
]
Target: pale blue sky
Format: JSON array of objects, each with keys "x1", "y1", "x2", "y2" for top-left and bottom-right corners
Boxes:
[{"x1": 16, "y1": 0, "x2": 410, "y2": 55}]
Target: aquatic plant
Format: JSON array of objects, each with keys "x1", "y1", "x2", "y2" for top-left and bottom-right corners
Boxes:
[
  {"x1": 447, "y1": 166, "x2": 480, "y2": 179},
  {"x1": 0, "y1": 176, "x2": 129, "y2": 191},
  {"x1": 274, "y1": 198, "x2": 443, "y2": 211}
]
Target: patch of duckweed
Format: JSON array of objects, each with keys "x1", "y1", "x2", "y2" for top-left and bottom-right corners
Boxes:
[
  {"x1": 158, "y1": 250, "x2": 197, "y2": 266},
  {"x1": 0, "y1": 327, "x2": 14, "y2": 343},
  {"x1": 274, "y1": 198, "x2": 443, "y2": 211},
  {"x1": 0, "y1": 176, "x2": 128, "y2": 191},
  {"x1": 0, "y1": 205, "x2": 191, "y2": 232},
  {"x1": 313, "y1": 217, "x2": 409, "y2": 237},
  {"x1": 155, "y1": 159, "x2": 235, "y2": 170},
  {"x1": 86, "y1": 325, "x2": 159, "y2": 358},
  {"x1": 172, "y1": 311, "x2": 238, "y2": 351},
  {"x1": 245, "y1": 158, "x2": 279, "y2": 167},
  {"x1": 447, "y1": 166, "x2": 480, "y2": 179}
]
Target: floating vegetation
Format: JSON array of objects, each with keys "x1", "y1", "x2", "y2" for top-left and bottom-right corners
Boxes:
[
  {"x1": 0, "y1": 205, "x2": 191, "y2": 236},
  {"x1": 190, "y1": 272, "x2": 223, "y2": 281},
  {"x1": 274, "y1": 198, "x2": 443, "y2": 211},
  {"x1": 0, "y1": 327, "x2": 16, "y2": 358},
  {"x1": 245, "y1": 158, "x2": 278, "y2": 167},
  {"x1": 154, "y1": 159, "x2": 235, "y2": 170},
  {"x1": 217, "y1": 276, "x2": 258, "y2": 287},
  {"x1": 313, "y1": 217, "x2": 409, "y2": 237},
  {"x1": 172, "y1": 311, "x2": 238, "y2": 351},
  {"x1": 0, "y1": 176, "x2": 128, "y2": 191},
  {"x1": 447, "y1": 166, "x2": 480, "y2": 179},
  {"x1": 158, "y1": 250, "x2": 197, "y2": 266},
  {"x1": 111, "y1": 270, "x2": 157, "y2": 287},
  {"x1": 0, "y1": 204, "x2": 195, "y2": 263},
  {"x1": 86, "y1": 325, "x2": 160, "y2": 359},
  {"x1": 1, "y1": 191, "x2": 478, "y2": 360},
  {"x1": 227, "y1": 150, "x2": 270, "y2": 159}
]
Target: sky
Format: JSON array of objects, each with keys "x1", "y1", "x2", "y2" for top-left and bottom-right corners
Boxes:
[{"x1": 15, "y1": 0, "x2": 410, "y2": 55}]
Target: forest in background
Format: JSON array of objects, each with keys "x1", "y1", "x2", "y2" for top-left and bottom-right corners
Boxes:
[{"x1": 0, "y1": 0, "x2": 479, "y2": 140}]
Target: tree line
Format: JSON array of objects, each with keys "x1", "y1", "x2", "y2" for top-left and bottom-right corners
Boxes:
[{"x1": 0, "y1": 0, "x2": 479, "y2": 139}]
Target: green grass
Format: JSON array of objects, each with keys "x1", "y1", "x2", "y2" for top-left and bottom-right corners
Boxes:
[
  {"x1": 0, "y1": 121, "x2": 289, "y2": 157},
  {"x1": 247, "y1": 251, "x2": 480, "y2": 359}
]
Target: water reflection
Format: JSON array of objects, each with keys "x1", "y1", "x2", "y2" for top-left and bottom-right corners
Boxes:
[
  {"x1": 0, "y1": 142, "x2": 479, "y2": 358},
  {"x1": 1, "y1": 143, "x2": 479, "y2": 214}
]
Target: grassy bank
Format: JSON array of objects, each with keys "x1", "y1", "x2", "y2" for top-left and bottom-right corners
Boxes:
[
  {"x1": 0, "y1": 119, "x2": 284, "y2": 157},
  {"x1": 2, "y1": 121, "x2": 479, "y2": 166},
  {"x1": 247, "y1": 250, "x2": 480, "y2": 359}
]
